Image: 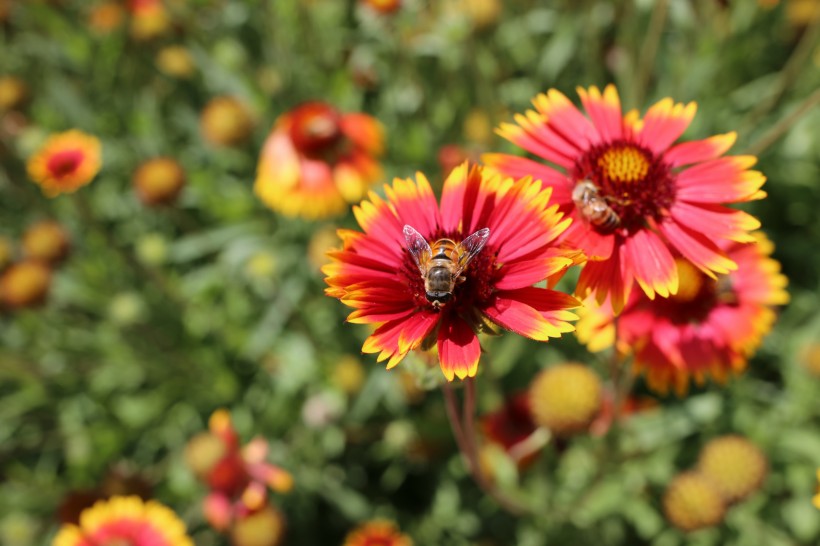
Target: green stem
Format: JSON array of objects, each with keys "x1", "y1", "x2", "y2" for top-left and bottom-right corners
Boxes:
[
  {"x1": 442, "y1": 378, "x2": 530, "y2": 516},
  {"x1": 743, "y1": 87, "x2": 820, "y2": 157},
  {"x1": 634, "y1": 0, "x2": 669, "y2": 106},
  {"x1": 739, "y1": 5, "x2": 820, "y2": 136}
]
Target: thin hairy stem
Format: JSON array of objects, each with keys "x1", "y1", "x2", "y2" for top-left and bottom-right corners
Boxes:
[
  {"x1": 740, "y1": 5, "x2": 820, "y2": 135},
  {"x1": 442, "y1": 378, "x2": 530, "y2": 516},
  {"x1": 634, "y1": 0, "x2": 669, "y2": 106},
  {"x1": 744, "y1": 87, "x2": 820, "y2": 157}
]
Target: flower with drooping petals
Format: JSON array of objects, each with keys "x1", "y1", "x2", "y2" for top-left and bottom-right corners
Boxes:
[
  {"x1": 184, "y1": 409, "x2": 292, "y2": 532},
  {"x1": 255, "y1": 101, "x2": 384, "y2": 219},
  {"x1": 484, "y1": 84, "x2": 766, "y2": 312},
  {"x1": 27, "y1": 130, "x2": 102, "y2": 197},
  {"x1": 52, "y1": 495, "x2": 193, "y2": 546},
  {"x1": 324, "y1": 163, "x2": 580, "y2": 381},
  {"x1": 576, "y1": 233, "x2": 789, "y2": 395},
  {"x1": 343, "y1": 520, "x2": 412, "y2": 546}
]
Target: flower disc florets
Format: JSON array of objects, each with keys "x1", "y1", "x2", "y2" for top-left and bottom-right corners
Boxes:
[{"x1": 324, "y1": 162, "x2": 581, "y2": 381}]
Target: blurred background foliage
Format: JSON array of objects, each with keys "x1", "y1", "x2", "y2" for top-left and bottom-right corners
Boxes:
[{"x1": 1, "y1": 0, "x2": 820, "y2": 544}]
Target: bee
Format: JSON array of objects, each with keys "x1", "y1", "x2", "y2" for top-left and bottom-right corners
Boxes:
[
  {"x1": 572, "y1": 179, "x2": 621, "y2": 234},
  {"x1": 403, "y1": 225, "x2": 490, "y2": 309}
]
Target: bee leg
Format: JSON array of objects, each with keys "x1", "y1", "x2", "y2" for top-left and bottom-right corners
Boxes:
[{"x1": 455, "y1": 275, "x2": 467, "y2": 284}]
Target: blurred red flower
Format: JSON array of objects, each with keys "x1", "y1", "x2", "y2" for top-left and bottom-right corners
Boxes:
[{"x1": 255, "y1": 101, "x2": 384, "y2": 219}]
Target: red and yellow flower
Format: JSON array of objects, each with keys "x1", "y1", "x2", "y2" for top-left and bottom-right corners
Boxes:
[
  {"x1": 577, "y1": 233, "x2": 788, "y2": 395},
  {"x1": 484, "y1": 85, "x2": 765, "y2": 312},
  {"x1": 52, "y1": 495, "x2": 193, "y2": 546},
  {"x1": 324, "y1": 163, "x2": 580, "y2": 381},
  {"x1": 255, "y1": 101, "x2": 384, "y2": 219},
  {"x1": 343, "y1": 520, "x2": 412, "y2": 546},
  {"x1": 27, "y1": 130, "x2": 102, "y2": 197},
  {"x1": 184, "y1": 409, "x2": 292, "y2": 532}
]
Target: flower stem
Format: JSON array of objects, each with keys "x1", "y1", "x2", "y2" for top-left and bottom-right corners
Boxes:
[
  {"x1": 634, "y1": 0, "x2": 669, "y2": 106},
  {"x1": 743, "y1": 87, "x2": 820, "y2": 157},
  {"x1": 740, "y1": 6, "x2": 820, "y2": 137},
  {"x1": 442, "y1": 378, "x2": 530, "y2": 517}
]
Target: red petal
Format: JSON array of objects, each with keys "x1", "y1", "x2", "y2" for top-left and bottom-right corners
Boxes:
[
  {"x1": 494, "y1": 254, "x2": 574, "y2": 290},
  {"x1": 576, "y1": 241, "x2": 633, "y2": 314},
  {"x1": 437, "y1": 315, "x2": 481, "y2": 381},
  {"x1": 561, "y1": 211, "x2": 615, "y2": 260},
  {"x1": 340, "y1": 113, "x2": 384, "y2": 155},
  {"x1": 635, "y1": 99, "x2": 697, "y2": 153},
  {"x1": 531, "y1": 89, "x2": 601, "y2": 148},
  {"x1": 621, "y1": 229, "x2": 678, "y2": 299},
  {"x1": 659, "y1": 220, "x2": 736, "y2": 277},
  {"x1": 676, "y1": 156, "x2": 766, "y2": 204},
  {"x1": 483, "y1": 287, "x2": 578, "y2": 341},
  {"x1": 385, "y1": 172, "x2": 441, "y2": 238},
  {"x1": 577, "y1": 85, "x2": 624, "y2": 142},
  {"x1": 481, "y1": 154, "x2": 573, "y2": 205},
  {"x1": 669, "y1": 201, "x2": 759, "y2": 243},
  {"x1": 663, "y1": 132, "x2": 736, "y2": 167}
]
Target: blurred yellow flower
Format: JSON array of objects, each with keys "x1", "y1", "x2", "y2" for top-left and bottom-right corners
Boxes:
[
  {"x1": 529, "y1": 363, "x2": 602, "y2": 436},
  {"x1": 697, "y1": 435, "x2": 767, "y2": 503},
  {"x1": 88, "y1": 2, "x2": 125, "y2": 34},
  {"x1": 133, "y1": 157, "x2": 186, "y2": 206},
  {"x1": 22, "y1": 220, "x2": 70, "y2": 265},
  {"x1": 200, "y1": 96, "x2": 254, "y2": 148},
  {"x1": 0, "y1": 260, "x2": 52, "y2": 310},
  {"x1": 0, "y1": 76, "x2": 28, "y2": 111},
  {"x1": 156, "y1": 46, "x2": 196, "y2": 78},
  {"x1": 663, "y1": 472, "x2": 726, "y2": 532}
]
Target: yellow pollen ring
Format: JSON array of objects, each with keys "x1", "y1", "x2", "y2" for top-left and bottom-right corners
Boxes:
[{"x1": 598, "y1": 146, "x2": 649, "y2": 183}]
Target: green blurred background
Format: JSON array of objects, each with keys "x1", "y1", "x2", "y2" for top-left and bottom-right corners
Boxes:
[{"x1": 1, "y1": 0, "x2": 820, "y2": 544}]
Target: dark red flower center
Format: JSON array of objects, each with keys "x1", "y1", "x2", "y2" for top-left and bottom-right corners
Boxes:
[
  {"x1": 46, "y1": 149, "x2": 84, "y2": 179},
  {"x1": 401, "y1": 230, "x2": 498, "y2": 313},
  {"x1": 288, "y1": 102, "x2": 344, "y2": 159},
  {"x1": 646, "y1": 261, "x2": 737, "y2": 324},
  {"x1": 572, "y1": 140, "x2": 675, "y2": 233}
]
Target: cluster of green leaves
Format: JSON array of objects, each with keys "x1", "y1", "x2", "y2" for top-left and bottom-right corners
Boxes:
[{"x1": 1, "y1": 1, "x2": 819, "y2": 545}]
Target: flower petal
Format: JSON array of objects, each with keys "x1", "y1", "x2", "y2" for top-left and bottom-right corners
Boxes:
[
  {"x1": 669, "y1": 201, "x2": 759, "y2": 243},
  {"x1": 483, "y1": 287, "x2": 578, "y2": 342},
  {"x1": 635, "y1": 98, "x2": 697, "y2": 153},
  {"x1": 385, "y1": 173, "x2": 441, "y2": 238},
  {"x1": 561, "y1": 211, "x2": 615, "y2": 261},
  {"x1": 663, "y1": 132, "x2": 737, "y2": 167},
  {"x1": 676, "y1": 156, "x2": 766, "y2": 203},
  {"x1": 576, "y1": 241, "x2": 633, "y2": 314},
  {"x1": 531, "y1": 88, "x2": 601, "y2": 148},
  {"x1": 621, "y1": 229, "x2": 679, "y2": 299},
  {"x1": 494, "y1": 255, "x2": 575, "y2": 290},
  {"x1": 660, "y1": 220, "x2": 736, "y2": 278},
  {"x1": 481, "y1": 153, "x2": 573, "y2": 205},
  {"x1": 577, "y1": 84, "x2": 623, "y2": 142},
  {"x1": 437, "y1": 314, "x2": 481, "y2": 381}
]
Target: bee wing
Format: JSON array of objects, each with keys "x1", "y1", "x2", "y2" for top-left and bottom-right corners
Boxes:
[
  {"x1": 453, "y1": 227, "x2": 490, "y2": 277},
  {"x1": 403, "y1": 225, "x2": 432, "y2": 275}
]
